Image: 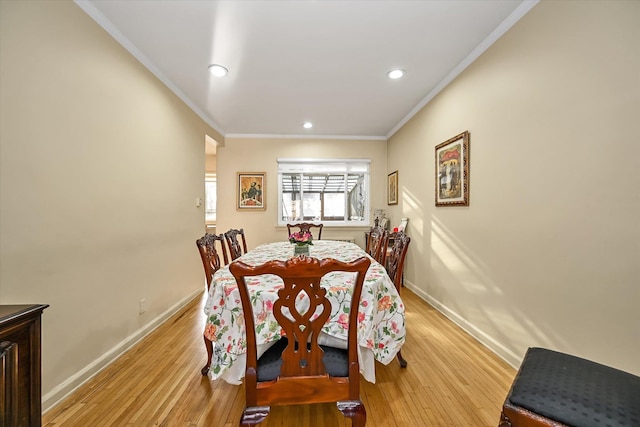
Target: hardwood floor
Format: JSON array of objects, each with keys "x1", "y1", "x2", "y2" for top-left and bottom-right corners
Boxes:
[{"x1": 43, "y1": 289, "x2": 516, "y2": 426}]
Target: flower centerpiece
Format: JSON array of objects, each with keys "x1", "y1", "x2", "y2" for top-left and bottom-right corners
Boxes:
[{"x1": 289, "y1": 231, "x2": 313, "y2": 256}]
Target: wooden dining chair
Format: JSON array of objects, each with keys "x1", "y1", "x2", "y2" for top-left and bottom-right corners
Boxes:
[
  {"x1": 386, "y1": 231, "x2": 410, "y2": 294},
  {"x1": 196, "y1": 233, "x2": 229, "y2": 291},
  {"x1": 229, "y1": 255, "x2": 371, "y2": 427},
  {"x1": 286, "y1": 222, "x2": 323, "y2": 240},
  {"x1": 365, "y1": 226, "x2": 389, "y2": 266},
  {"x1": 385, "y1": 231, "x2": 410, "y2": 368},
  {"x1": 224, "y1": 228, "x2": 248, "y2": 260},
  {"x1": 196, "y1": 233, "x2": 229, "y2": 376}
]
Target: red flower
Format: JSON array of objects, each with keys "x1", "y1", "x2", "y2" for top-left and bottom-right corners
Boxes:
[
  {"x1": 377, "y1": 295, "x2": 392, "y2": 311},
  {"x1": 337, "y1": 313, "x2": 349, "y2": 329},
  {"x1": 204, "y1": 323, "x2": 217, "y2": 340},
  {"x1": 288, "y1": 231, "x2": 314, "y2": 245}
]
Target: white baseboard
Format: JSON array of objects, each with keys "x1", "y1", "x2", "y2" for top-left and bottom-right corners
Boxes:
[
  {"x1": 42, "y1": 289, "x2": 203, "y2": 413},
  {"x1": 403, "y1": 280, "x2": 521, "y2": 369}
]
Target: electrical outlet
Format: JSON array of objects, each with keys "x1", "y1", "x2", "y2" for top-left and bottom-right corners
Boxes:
[{"x1": 139, "y1": 299, "x2": 147, "y2": 315}]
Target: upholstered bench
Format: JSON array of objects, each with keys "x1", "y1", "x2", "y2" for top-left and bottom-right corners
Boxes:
[{"x1": 499, "y1": 347, "x2": 640, "y2": 427}]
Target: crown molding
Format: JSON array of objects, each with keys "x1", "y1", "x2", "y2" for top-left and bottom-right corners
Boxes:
[
  {"x1": 225, "y1": 133, "x2": 387, "y2": 141},
  {"x1": 386, "y1": 0, "x2": 539, "y2": 139},
  {"x1": 74, "y1": 0, "x2": 226, "y2": 136}
]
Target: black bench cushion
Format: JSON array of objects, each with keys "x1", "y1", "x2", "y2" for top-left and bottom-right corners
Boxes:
[{"x1": 508, "y1": 347, "x2": 640, "y2": 427}]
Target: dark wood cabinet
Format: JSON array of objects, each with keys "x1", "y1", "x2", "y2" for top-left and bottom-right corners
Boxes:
[{"x1": 0, "y1": 304, "x2": 48, "y2": 427}]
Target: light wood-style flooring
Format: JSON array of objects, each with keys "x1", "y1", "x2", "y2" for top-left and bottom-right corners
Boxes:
[{"x1": 43, "y1": 289, "x2": 516, "y2": 426}]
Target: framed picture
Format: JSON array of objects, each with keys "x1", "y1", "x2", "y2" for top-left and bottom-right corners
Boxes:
[
  {"x1": 237, "y1": 172, "x2": 266, "y2": 210},
  {"x1": 387, "y1": 170, "x2": 398, "y2": 205},
  {"x1": 398, "y1": 218, "x2": 408, "y2": 233},
  {"x1": 435, "y1": 131, "x2": 470, "y2": 206}
]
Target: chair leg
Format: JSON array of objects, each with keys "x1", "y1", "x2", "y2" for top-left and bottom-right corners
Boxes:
[
  {"x1": 498, "y1": 412, "x2": 512, "y2": 427},
  {"x1": 397, "y1": 350, "x2": 408, "y2": 368},
  {"x1": 240, "y1": 406, "x2": 270, "y2": 426},
  {"x1": 201, "y1": 334, "x2": 213, "y2": 376},
  {"x1": 337, "y1": 400, "x2": 366, "y2": 427}
]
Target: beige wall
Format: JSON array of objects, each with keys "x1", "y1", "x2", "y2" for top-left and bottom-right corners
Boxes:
[
  {"x1": 206, "y1": 154, "x2": 217, "y2": 173},
  {"x1": 0, "y1": 1, "x2": 216, "y2": 408},
  {"x1": 216, "y1": 137, "x2": 387, "y2": 249},
  {"x1": 388, "y1": 0, "x2": 640, "y2": 374}
]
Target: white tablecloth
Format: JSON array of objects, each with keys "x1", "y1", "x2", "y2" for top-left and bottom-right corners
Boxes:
[{"x1": 203, "y1": 240, "x2": 406, "y2": 384}]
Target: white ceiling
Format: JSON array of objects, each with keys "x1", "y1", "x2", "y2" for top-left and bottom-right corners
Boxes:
[{"x1": 77, "y1": 0, "x2": 536, "y2": 141}]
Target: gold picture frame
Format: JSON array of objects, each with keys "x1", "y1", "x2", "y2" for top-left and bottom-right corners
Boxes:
[
  {"x1": 387, "y1": 170, "x2": 398, "y2": 205},
  {"x1": 237, "y1": 172, "x2": 266, "y2": 210},
  {"x1": 435, "y1": 131, "x2": 470, "y2": 206}
]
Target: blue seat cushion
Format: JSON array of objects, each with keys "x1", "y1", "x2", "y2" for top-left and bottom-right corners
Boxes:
[
  {"x1": 257, "y1": 337, "x2": 349, "y2": 382},
  {"x1": 508, "y1": 347, "x2": 640, "y2": 427}
]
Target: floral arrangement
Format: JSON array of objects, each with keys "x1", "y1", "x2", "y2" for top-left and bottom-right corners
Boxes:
[{"x1": 289, "y1": 231, "x2": 313, "y2": 246}]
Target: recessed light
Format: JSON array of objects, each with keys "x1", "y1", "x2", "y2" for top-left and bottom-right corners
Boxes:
[
  {"x1": 303, "y1": 122, "x2": 313, "y2": 129},
  {"x1": 387, "y1": 69, "x2": 405, "y2": 79},
  {"x1": 208, "y1": 64, "x2": 228, "y2": 77}
]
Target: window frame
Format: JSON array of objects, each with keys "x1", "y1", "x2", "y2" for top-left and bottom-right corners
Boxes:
[{"x1": 277, "y1": 158, "x2": 371, "y2": 227}]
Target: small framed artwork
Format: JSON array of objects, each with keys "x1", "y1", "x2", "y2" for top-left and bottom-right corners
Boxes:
[
  {"x1": 387, "y1": 170, "x2": 398, "y2": 205},
  {"x1": 398, "y1": 218, "x2": 408, "y2": 233},
  {"x1": 435, "y1": 131, "x2": 470, "y2": 206},
  {"x1": 237, "y1": 172, "x2": 266, "y2": 210}
]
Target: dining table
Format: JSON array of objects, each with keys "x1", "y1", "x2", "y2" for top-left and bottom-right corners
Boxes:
[{"x1": 202, "y1": 239, "x2": 406, "y2": 384}]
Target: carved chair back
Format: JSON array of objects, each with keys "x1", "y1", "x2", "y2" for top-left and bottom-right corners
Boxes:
[
  {"x1": 366, "y1": 226, "x2": 389, "y2": 266},
  {"x1": 229, "y1": 255, "x2": 370, "y2": 427},
  {"x1": 386, "y1": 232, "x2": 410, "y2": 293},
  {"x1": 224, "y1": 228, "x2": 248, "y2": 260},
  {"x1": 286, "y1": 223, "x2": 323, "y2": 240},
  {"x1": 196, "y1": 233, "x2": 229, "y2": 290}
]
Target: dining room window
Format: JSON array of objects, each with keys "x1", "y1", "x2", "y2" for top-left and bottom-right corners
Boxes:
[
  {"x1": 277, "y1": 159, "x2": 370, "y2": 226},
  {"x1": 205, "y1": 173, "x2": 216, "y2": 222}
]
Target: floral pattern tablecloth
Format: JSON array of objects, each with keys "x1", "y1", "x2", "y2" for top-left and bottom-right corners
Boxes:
[{"x1": 203, "y1": 240, "x2": 405, "y2": 384}]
